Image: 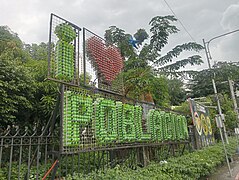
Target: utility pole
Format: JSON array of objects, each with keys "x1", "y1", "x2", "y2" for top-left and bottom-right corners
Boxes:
[
  {"x1": 229, "y1": 79, "x2": 239, "y2": 157},
  {"x1": 202, "y1": 28, "x2": 239, "y2": 178},
  {"x1": 203, "y1": 39, "x2": 229, "y2": 144},
  {"x1": 229, "y1": 80, "x2": 239, "y2": 133}
]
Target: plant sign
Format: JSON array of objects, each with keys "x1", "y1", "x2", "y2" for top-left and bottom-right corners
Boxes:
[
  {"x1": 86, "y1": 36, "x2": 124, "y2": 83},
  {"x1": 48, "y1": 14, "x2": 189, "y2": 153},
  {"x1": 48, "y1": 14, "x2": 81, "y2": 85},
  {"x1": 62, "y1": 86, "x2": 189, "y2": 152}
]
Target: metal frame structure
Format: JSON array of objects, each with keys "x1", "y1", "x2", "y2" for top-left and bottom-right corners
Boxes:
[
  {"x1": 0, "y1": 14, "x2": 196, "y2": 180},
  {"x1": 0, "y1": 125, "x2": 55, "y2": 180},
  {"x1": 83, "y1": 27, "x2": 124, "y2": 94},
  {"x1": 47, "y1": 13, "x2": 81, "y2": 86},
  {"x1": 0, "y1": 124, "x2": 191, "y2": 179}
]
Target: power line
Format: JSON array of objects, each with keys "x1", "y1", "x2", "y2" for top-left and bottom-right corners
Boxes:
[{"x1": 162, "y1": 0, "x2": 196, "y2": 42}]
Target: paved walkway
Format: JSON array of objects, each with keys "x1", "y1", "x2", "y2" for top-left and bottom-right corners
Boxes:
[{"x1": 206, "y1": 156, "x2": 239, "y2": 180}]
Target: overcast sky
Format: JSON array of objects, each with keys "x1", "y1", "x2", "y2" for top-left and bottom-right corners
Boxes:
[{"x1": 1, "y1": 0, "x2": 239, "y2": 70}]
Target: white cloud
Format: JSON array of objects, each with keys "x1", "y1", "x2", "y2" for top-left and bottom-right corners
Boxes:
[
  {"x1": 214, "y1": 2, "x2": 239, "y2": 62},
  {"x1": 0, "y1": 0, "x2": 238, "y2": 65},
  {"x1": 221, "y1": 2, "x2": 239, "y2": 30}
]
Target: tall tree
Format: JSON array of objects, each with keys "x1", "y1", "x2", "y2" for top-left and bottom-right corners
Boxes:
[
  {"x1": 167, "y1": 78, "x2": 186, "y2": 105},
  {"x1": 0, "y1": 57, "x2": 35, "y2": 126},
  {"x1": 189, "y1": 61, "x2": 239, "y2": 98},
  {"x1": 105, "y1": 15, "x2": 203, "y2": 105},
  {"x1": 0, "y1": 26, "x2": 57, "y2": 127},
  {"x1": 138, "y1": 16, "x2": 203, "y2": 77},
  {"x1": 24, "y1": 42, "x2": 48, "y2": 61}
]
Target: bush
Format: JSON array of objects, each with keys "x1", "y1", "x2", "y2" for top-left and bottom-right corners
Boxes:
[{"x1": 66, "y1": 137, "x2": 238, "y2": 180}]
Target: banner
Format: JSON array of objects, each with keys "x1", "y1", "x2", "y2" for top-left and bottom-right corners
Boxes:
[
  {"x1": 188, "y1": 98, "x2": 213, "y2": 146},
  {"x1": 189, "y1": 98, "x2": 212, "y2": 136}
]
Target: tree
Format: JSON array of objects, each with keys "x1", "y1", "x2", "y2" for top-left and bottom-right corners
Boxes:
[
  {"x1": 144, "y1": 15, "x2": 203, "y2": 77},
  {"x1": 105, "y1": 15, "x2": 203, "y2": 105},
  {"x1": 24, "y1": 59, "x2": 58, "y2": 126},
  {"x1": 220, "y1": 94, "x2": 237, "y2": 132},
  {"x1": 0, "y1": 26, "x2": 58, "y2": 127},
  {"x1": 189, "y1": 61, "x2": 239, "y2": 98},
  {"x1": 0, "y1": 26, "x2": 22, "y2": 45},
  {"x1": 0, "y1": 57, "x2": 35, "y2": 126},
  {"x1": 0, "y1": 26, "x2": 30, "y2": 62},
  {"x1": 167, "y1": 78, "x2": 186, "y2": 105},
  {"x1": 24, "y1": 42, "x2": 48, "y2": 61}
]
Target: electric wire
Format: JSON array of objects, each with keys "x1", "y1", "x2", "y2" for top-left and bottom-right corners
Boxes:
[{"x1": 162, "y1": 0, "x2": 196, "y2": 42}]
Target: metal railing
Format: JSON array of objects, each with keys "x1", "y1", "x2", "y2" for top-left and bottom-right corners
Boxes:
[
  {"x1": 0, "y1": 124, "x2": 191, "y2": 179},
  {"x1": 0, "y1": 125, "x2": 55, "y2": 180}
]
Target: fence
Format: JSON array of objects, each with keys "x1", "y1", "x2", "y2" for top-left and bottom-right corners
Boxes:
[
  {"x1": 0, "y1": 124, "x2": 191, "y2": 179},
  {"x1": 0, "y1": 125, "x2": 55, "y2": 180}
]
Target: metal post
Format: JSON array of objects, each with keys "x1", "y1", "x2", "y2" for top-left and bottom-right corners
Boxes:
[
  {"x1": 228, "y1": 80, "x2": 239, "y2": 150},
  {"x1": 219, "y1": 127, "x2": 232, "y2": 177},
  {"x1": 203, "y1": 39, "x2": 229, "y2": 144},
  {"x1": 228, "y1": 80, "x2": 239, "y2": 126},
  {"x1": 47, "y1": 13, "x2": 53, "y2": 78},
  {"x1": 83, "y1": 28, "x2": 86, "y2": 86},
  {"x1": 60, "y1": 84, "x2": 64, "y2": 152}
]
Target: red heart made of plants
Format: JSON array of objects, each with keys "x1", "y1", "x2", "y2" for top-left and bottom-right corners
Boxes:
[{"x1": 86, "y1": 36, "x2": 124, "y2": 83}]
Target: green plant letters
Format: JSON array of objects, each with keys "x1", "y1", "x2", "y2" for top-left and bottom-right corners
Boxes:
[{"x1": 63, "y1": 91, "x2": 189, "y2": 147}]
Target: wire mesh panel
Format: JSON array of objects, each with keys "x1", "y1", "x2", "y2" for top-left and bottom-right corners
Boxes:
[
  {"x1": 48, "y1": 13, "x2": 81, "y2": 85},
  {"x1": 60, "y1": 84, "x2": 189, "y2": 153},
  {"x1": 83, "y1": 28, "x2": 124, "y2": 94}
]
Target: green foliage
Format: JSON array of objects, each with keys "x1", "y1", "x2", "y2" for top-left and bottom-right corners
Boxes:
[
  {"x1": 0, "y1": 161, "x2": 55, "y2": 180},
  {"x1": 0, "y1": 26, "x2": 58, "y2": 127},
  {"x1": 55, "y1": 23, "x2": 76, "y2": 43},
  {"x1": 79, "y1": 72, "x2": 92, "y2": 86},
  {"x1": 149, "y1": 15, "x2": 179, "y2": 53},
  {"x1": 151, "y1": 76, "x2": 170, "y2": 107},
  {"x1": 219, "y1": 94, "x2": 237, "y2": 131},
  {"x1": 105, "y1": 26, "x2": 136, "y2": 58},
  {"x1": 106, "y1": 15, "x2": 203, "y2": 105},
  {"x1": 118, "y1": 68, "x2": 154, "y2": 99},
  {"x1": 189, "y1": 61, "x2": 239, "y2": 98},
  {"x1": 24, "y1": 42, "x2": 48, "y2": 61},
  {"x1": 147, "y1": 15, "x2": 203, "y2": 76},
  {"x1": 160, "y1": 55, "x2": 202, "y2": 74},
  {"x1": 167, "y1": 78, "x2": 186, "y2": 105},
  {"x1": 0, "y1": 58, "x2": 35, "y2": 125},
  {"x1": 66, "y1": 138, "x2": 237, "y2": 180},
  {"x1": 24, "y1": 59, "x2": 58, "y2": 126},
  {"x1": 0, "y1": 26, "x2": 22, "y2": 46},
  {"x1": 133, "y1": 29, "x2": 149, "y2": 45}
]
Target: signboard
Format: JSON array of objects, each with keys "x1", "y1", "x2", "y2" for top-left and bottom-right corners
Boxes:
[
  {"x1": 235, "y1": 128, "x2": 239, "y2": 135},
  {"x1": 215, "y1": 115, "x2": 223, "y2": 128},
  {"x1": 61, "y1": 85, "x2": 189, "y2": 152},
  {"x1": 188, "y1": 98, "x2": 213, "y2": 147},
  {"x1": 47, "y1": 14, "x2": 190, "y2": 153}
]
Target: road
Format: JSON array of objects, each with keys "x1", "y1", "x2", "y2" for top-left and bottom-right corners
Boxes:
[{"x1": 206, "y1": 155, "x2": 239, "y2": 180}]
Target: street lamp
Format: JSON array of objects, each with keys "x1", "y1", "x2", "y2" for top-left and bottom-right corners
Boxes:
[
  {"x1": 202, "y1": 28, "x2": 239, "y2": 177},
  {"x1": 203, "y1": 29, "x2": 239, "y2": 143},
  {"x1": 205, "y1": 29, "x2": 239, "y2": 63}
]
